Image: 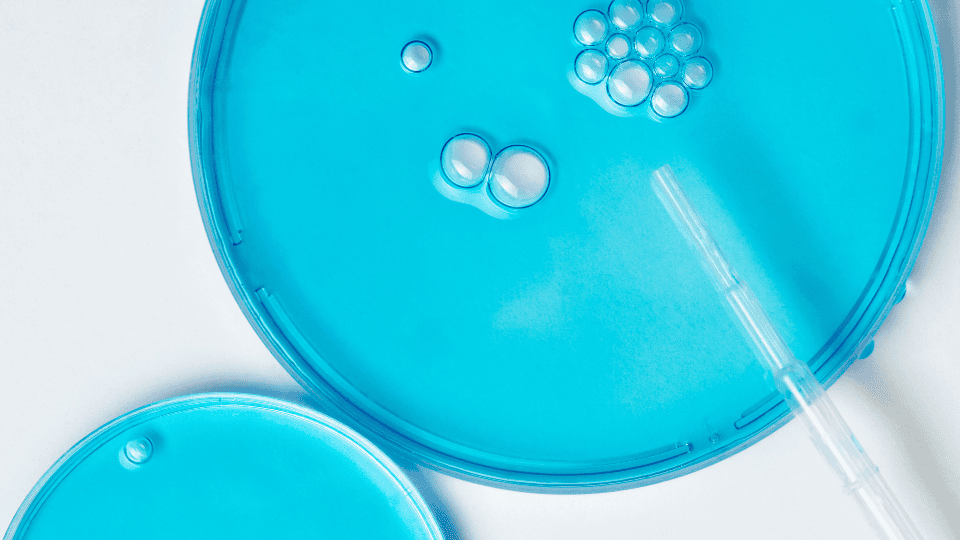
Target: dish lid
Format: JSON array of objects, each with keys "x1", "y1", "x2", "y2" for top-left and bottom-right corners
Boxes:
[
  {"x1": 188, "y1": 0, "x2": 943, "y2": 489},
  {"x1": 4, "y1": 394, "x2": 443, "y2": 540}
]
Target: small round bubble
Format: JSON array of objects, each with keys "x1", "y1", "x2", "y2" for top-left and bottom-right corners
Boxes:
[
  {"x1": 489, "y1": 146, "x2": 550, "y2": 208},
  {"x1": 654, "y1": 54, "x2": 680, "y2": 78},
  {"x1": 574, "y1": 10, "x2": 609, "y2": 46},
  {"x1": 607, "y1": 0, "x2": 644, "y2": 31},
  {"x1": 575, "y1": 50, "x2": 608, "y2": 85},
  {"x1": 651, "y1": 82, "x2": 689, "y2": 117},
  {"x1": 607, "y1": 60, "x2": 653, "y2": 107},
  {"x1": 669, "y1": 23, "x2": 702, "y2": 56},
  {"x1": 441, "y1": 134, "x2": 492, "y2": 188},
  {"x1": 400, "y1": 41, "x2": 432, "y2": 73},
  {"x1": 124, "y1": 437, "x2": 153, "y2": 465},
  {"x1": 634, "y1": 27, "x2": 665, "y2": 58},
  {"x1": 606, "y1": 34, "x2": 632, "y2": 60},
  {"x1": 682, "y1": 57, "x2": 713, "y2": 89},
  {"x1": 649, "y1": 0, "x2": 683, "y2": 27}
]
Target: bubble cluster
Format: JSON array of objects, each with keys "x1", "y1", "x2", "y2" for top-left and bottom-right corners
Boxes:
[
  {"x1": 440, "y1": 134, "x2": 550, "y2": 209},
  {"x1": 571, "y1": 0, "x2": 713, "y2": 118}
]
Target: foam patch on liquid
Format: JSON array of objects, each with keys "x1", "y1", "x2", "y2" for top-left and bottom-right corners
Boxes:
[{"x1": 570, "y1": 0, "x2": 713, "y2": 118}]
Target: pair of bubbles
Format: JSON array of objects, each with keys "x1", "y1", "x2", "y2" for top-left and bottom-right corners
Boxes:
[
  {"x1": 440, "y1": 134, "x2": 550, "y2": 209},
  {"x1": 401, "y1": 46, "x2": 551, "y2": 212},
  {"x1": 573, "y1": 0, "x2": 713, "y2": 117}
]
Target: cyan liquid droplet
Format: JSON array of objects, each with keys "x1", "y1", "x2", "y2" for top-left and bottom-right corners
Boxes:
[
  {"x1": 682, "y1": 57, "x2": 713, "y2": 89},
  {"x1": 575, "y1": 49, "x2": 608, "y2": 85},
  {"x1": 649, "y1": 0, "x2": 683, "y2": 27},
  {"x1": 574, "y1": 10, "x2": 609, "y2": 46},
  {"x1": 606, "y1": 34, "x2": 632, "y2": 60},
  {"x1": 401, "y1": 41, "x2": 433, "y2": 73},
  {"x1": 669, "y1": 23, "x2": 702, "y2": 56},
  {"x1": 634, "y1": 27, "x2": 665, "y2": 58},
  {"x1": 607, "y1": 60, "x2": 652, "y2": 107},
  {"x1": 441, "y1": 134, "x2": 491, "y2": 188},
  {"x1": 654, "y1": 54, "x2": 680, "y2": 78},
  {"x1": 651, "y1": 82, "x2": 688, "y2": 117},
  {"x1": 607, "y1": 0, "x2": 644, "y2": 32},
  {"x1": 488, "y1": 146, "x2": 550, "y2": 208},
  {"x1": 124, "y1": 437, "x2": 153, "y2": 465}
]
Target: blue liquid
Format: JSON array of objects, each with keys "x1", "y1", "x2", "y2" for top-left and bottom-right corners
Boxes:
[
  {"x1": 6, "y1": 396, "x2": 441, "y2": 540},
  {"x1": 190, "y1": 0, "x2": 942, "y2": 489}
]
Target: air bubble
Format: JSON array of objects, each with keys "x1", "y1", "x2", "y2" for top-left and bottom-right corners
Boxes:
[
  {"x1": 441, "y1": 134, "x2": 492, "y2": 188},
  {"x1": 651, "y1": 82, "x2": 688, "y2": 117},
  {"x1": 400, "y1": 41, "x2": 433, "y2": 73},
  {"x1": 124, "y1": 437, "x2": 153, "y2": 465},
  {"x1": 574, "y1": 10, "x2": 609, "y2": 46},
  {"x1": 607, "y1": 60, "x2": 652, "y2": 107},
  {"x1": 606, "y1": 34, "x2": 632, "y2": 60},
  {"x1": 488, "y1": 146, "x2": 550, "y2": 208},
  {"x1": 654, "y1": 54, "x2": 680, "y2": 78},
  {"x1": 648, "y1": 0, "x2": 683, "y2": 27},
  {"x1": 669, "y1": 23, "x2": 702, "y2": 56},
  {"x1": 681, "y1": 57, "x2": 713, "y2": 89},
  {"x1": 634, "y1": 27, "x2": 665, "y2": 58},
  {"x1": 575, "y1": 50, "x2": 609, "y2": 85},
  {"x1": 607, "y1": 0, "x2": 644, "y2": 32}
]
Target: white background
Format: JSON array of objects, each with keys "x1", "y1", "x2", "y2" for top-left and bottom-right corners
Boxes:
[{"x1": 0, "y1": 1, "x2": 957, "y2": 538}]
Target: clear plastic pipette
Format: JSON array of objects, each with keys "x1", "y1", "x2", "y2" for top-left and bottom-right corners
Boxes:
[{"x1": 652, "y1": 165, "x2": 923, "y2": 540}]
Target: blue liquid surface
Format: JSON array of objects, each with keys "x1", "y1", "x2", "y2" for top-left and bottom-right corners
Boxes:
[
  {"x1": 6, "y1": 396, "x2": 441, "y2": 540},
  {"x1": 191, "y1": 0, "x2": 941, "y2": 487}
]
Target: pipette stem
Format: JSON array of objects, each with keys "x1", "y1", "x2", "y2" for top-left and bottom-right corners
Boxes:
[{"x1": 652, "y1": 165, "x2": 924, "y2": 540}]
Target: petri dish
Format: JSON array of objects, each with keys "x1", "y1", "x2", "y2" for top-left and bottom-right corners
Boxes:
[
  {"x1": 3, "y1": 394, "x2": 442, "y2": 540},
  {"x1": 189, "y1": 0, "x2": 943, "y2": 490}
]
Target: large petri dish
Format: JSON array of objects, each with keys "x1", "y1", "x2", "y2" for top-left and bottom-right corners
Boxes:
[
  {"x1": 188, "y1": 0, "x2": 943, "y2": 490},
  {"x1": 4, "y1": 394, "x2": 443, "y2": 540}
]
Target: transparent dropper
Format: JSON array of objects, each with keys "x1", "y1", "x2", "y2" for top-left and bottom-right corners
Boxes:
[{"x1": 652, "y1": 165, "x2": 923, "y2": 540}]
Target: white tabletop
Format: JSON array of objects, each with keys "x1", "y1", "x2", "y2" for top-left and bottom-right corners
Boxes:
[{"x1": 1, "y1": 2, "x2": 958, "y2": 539}]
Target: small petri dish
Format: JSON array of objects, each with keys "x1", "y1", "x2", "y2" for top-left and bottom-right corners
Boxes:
[{"x1": 4, "y1": 394, "x2": 443, "y2": 540}]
